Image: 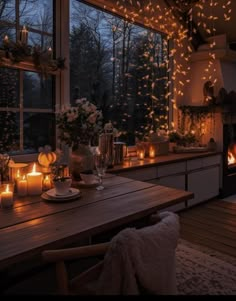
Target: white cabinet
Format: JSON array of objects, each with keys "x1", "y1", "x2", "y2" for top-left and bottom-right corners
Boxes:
[
  {"x1": 187, "y1": 166, "x2": 220, "y2": 207},
  {"x1": 113, "y1": 153, "x2": 222, "y2": 211},
  {"x1": 117, "y1": 167, "x2": 157, "y2": 181}
]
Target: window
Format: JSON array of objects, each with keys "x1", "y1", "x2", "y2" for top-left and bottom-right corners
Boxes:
[
  {"x1": 70, "y1": 0, "x2": 169, "y2": 145},
  {"x1": 0, "y1": 0, "x2": 55, "y2": 154}
]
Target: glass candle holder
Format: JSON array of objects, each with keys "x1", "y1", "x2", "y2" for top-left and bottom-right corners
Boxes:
[
  {"x1": 0, "y1": 182, "x2": 15, "y2": 209},
  {"x1": 9, "y1": 162, "x2": 28, "y2": 191},
  {"x1": 136, "y1": 143, "x2": 145, "y2": 160},
  {"x1": 149, "y1": 145, "x2": 156, "y2": 158}
]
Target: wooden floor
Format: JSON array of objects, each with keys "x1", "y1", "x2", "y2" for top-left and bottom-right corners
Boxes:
[{"x1": 179, "y1": 198, "x2": 236, "y2": 258}]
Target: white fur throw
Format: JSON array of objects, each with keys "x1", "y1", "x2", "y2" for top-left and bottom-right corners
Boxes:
[{"x1": 95, "y1": 211, "x2": 179, "y2": 295}]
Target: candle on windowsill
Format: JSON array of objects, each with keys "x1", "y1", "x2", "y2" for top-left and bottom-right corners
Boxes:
[
  {"x1": 20, "y1": 25, "x2": 28, "y2": 45},
  {"x1": 48, "y1": 47, "x2": 53, "y2": 59},
  {"x1": 17, "y1": 175, "x2": 28, "y2": 197},
  {"x1": 1, "y1": 184, "x2": 14, "y2": 208},
  {"x1": 27, "y1": 163, "x2": 43, "y2": 195},
  {"x1": 149, "y1": 146, "x2": 156, "y2": 158},
  {"x1": 3, "y1": 35, "x2": 9, "y2": 47}
]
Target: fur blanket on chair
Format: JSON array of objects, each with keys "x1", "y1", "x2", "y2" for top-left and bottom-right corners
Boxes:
[{"x1": 95, "y1": 211, "x2": 179, "y2": 295}]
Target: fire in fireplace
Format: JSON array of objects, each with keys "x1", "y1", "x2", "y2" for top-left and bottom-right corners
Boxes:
[
  {"x1": 228, "y1": 142, "x2": 236, "y2": 169},
  {"x1": 221, "y1": 124, "x2": 236, "y2": 197}
]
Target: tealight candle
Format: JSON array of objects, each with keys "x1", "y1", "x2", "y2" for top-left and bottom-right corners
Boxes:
[
  {"x1": 1, "y1": 184, "x2": 14, "y2": 208},
  {"x1": 17, "y1": 175, "x2": 28, "y2": 197},
  {"x1": 149, "y1": 146, "x2": 156, "y2": 158},
  {"x1": 27, "y1": 163, "x2": 43, "y2": 195},
  {"x1": 138, "y1": 150, "x2": 145, "y2": 160},
  {"x1": 43, "y1": 175, "x2": 51, "y2": 191}
]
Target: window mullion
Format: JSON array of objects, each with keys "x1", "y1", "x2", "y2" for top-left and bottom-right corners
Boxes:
[{"x1": 19, "y1": 71, "x2": 24, "y2": 152}]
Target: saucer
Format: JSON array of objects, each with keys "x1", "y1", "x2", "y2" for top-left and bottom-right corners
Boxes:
[
  {"x1": 76, "y1": 180, "x2": 100, "y2": 188},
  {"x1": 42, "y1": 188, "x2": 81, "y2": 202}
]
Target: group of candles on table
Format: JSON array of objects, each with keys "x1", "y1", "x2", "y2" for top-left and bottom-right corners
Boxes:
[{"x1": 0, "y1": 163, "x2": 49, "y2": 209}]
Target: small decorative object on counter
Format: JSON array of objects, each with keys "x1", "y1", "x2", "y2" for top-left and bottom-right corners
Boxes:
[
  {"x1": 136, "y1": 143, "x2": 145, "y2": 160},
  {"x1": 207, "y1": 137, "x2": 217, "y2": 152}
]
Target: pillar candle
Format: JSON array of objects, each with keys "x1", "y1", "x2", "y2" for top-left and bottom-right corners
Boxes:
[
  {"x1": 17, "y1": 176, "x2": 28, "y2": 197},
  {"x1": 27, "y1": 163, "x2": 42, "y2": 195},
  {"x1": 20, "y1": 25, "x2": 28, "y2": 44},
  {"x1": 1, "y1": 184, "x2": 14, "y2": 208}
]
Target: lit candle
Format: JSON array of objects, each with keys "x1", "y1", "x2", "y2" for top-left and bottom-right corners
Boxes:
[
  {"x1": 20, "y1": 25, "x2": 28, "y2": 44},
  {"x1": 27, "y1": 163, "x2": 43, "y2": 195},
  {"x1": 17, "y1": 175, "x2": 28, "y2": 197},
  {"x1": 138, "y1": 150, "x2": 145, "y2": 160},
  {"x1": 15, "y1": 169, "x2": 21, "y2": 182},
  {"x1": 149, "y1": 146, "x2": 156, "y2": 158},
  {"x1": 1, "y1": 184, "x2": 14, "y2": 208},
  {"x1": 43, "y1": 175, "x2": 51, "y2": 191},
  {"x1": 48, "y1": 47, "x2": 53, "y2": 59},
  {"x1": 3, "y1": 35, "x2": 9, "y2": 47}
]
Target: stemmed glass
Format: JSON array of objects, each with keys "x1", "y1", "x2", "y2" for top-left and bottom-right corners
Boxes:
[{"x1": 94, "y1": 153, "x2": 108, "y2": 191}]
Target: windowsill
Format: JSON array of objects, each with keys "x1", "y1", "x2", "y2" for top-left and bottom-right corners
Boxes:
[{"x1": 0, "y1": 50, "x2": 60, "y2": 75}]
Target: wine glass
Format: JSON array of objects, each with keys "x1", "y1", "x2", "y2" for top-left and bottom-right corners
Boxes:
[{"x1": 94, "y1": 153, "x2": 108, "y2": 191}]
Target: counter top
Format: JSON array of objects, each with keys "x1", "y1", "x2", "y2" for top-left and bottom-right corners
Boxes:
[{"x1": 109, "y1": 151, "x2": 222, "y2": 173}]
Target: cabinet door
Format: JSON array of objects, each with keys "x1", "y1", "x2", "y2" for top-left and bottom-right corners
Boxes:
[
  {"x1": 187, "y1": 166, "x2": 220, "y2": 207},
  {"x1": 147, "y1": 175, "x2": 186, "y2": 212},
  {"x1": 116, "y1": 167, "x2": 157, "y2": 181}
]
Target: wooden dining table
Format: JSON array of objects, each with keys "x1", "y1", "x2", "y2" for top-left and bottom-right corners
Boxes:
[{"x1": 0, "y1": 174, "x2": 194, "y2": 272}]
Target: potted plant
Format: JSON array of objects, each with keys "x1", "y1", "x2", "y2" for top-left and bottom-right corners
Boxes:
[{"x1": 168, "y1": 131, "x2": 182, "y2": 152}]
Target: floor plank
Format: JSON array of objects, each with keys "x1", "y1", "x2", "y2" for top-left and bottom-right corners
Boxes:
[{"x1": 179, "y1": 198, "x2": 236, "y2": 258}]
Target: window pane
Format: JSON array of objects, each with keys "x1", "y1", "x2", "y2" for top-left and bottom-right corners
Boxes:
[
  {"x1": 24, "y1": 112, "x2": 55, "y2": 152},
  {"x1": 23, "y1": 71, "x2": 54, "y2": 109},
  {"x1": 0, "y1": 112, "x2": 19, "y2": 153},
  {"x1": 70, "y1": 0, "x2": 169, "y2": 145},
  {"x1": 0, "y1": 68, "x2": 19, "y2": 108},
  {"x1": 20, "y1": 0, "x2": 53, "y2": 34},
  {"x1": 0, "y1": 0, "x2": 15, "y2": 22}
]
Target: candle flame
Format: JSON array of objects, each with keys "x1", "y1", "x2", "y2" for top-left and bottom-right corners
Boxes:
[
  {"x1": 23, "y1": 175, "x2": 26, "y2": 180},
  {"x1": 17, "y1": 169, "x2": 20, "y2": 178},
  {"x1": 32, "y1": 163, "x2": 36, "y2": 173},
  {"x1": 5, "y1": 184, "x2": 9, "y2": 193}
]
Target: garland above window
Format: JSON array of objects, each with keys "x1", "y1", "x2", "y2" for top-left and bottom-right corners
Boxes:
[{"x1": 0, "y1": 34, "x2": 65, "y2": 76}]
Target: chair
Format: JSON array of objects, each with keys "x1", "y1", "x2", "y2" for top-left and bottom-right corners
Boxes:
[{"x1": 42, "y1": 211, "x2": 179, "y2": 295}]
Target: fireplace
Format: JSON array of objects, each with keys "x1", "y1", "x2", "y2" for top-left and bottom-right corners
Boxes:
[{"x1": 221, "y1": 123, "x2": 236, "y2": 197}]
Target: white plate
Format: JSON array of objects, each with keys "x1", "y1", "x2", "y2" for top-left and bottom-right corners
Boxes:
[{"x1": 46, "y1": 188, "x2": 80, "y2": 199}]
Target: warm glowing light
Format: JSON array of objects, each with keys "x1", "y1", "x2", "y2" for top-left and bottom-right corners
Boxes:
[{"x1": 228, "y1": 152, "x2": 236, "y2": 165}]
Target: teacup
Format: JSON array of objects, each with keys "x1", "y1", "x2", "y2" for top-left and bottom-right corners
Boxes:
[
  {"x1": 80, "y1": 172, "x2": 97, "y2": 184},
  {"x1": 53, "y1": 178, "x2": 72, "y2": 195}
]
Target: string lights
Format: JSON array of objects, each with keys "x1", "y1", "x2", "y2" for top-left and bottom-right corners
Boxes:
[{"x1": 103, "y1": 0, "x2": 232, "y2": 136}]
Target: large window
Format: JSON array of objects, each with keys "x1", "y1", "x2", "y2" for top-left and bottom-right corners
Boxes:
[
  {"x1": 0, "y1": 0, "x2": 55, "y2": 154},
  {"x1": 70, "y1": 0, "x2": 169, "y2": 145}
]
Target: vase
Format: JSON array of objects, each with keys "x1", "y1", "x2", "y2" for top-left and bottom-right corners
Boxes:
[{"x1": 69, "y1": 144, "x2": 95, "y2": 181}]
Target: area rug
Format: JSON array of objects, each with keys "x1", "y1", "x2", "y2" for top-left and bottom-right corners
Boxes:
[{"x1": 176, "y1": 240, "x2": 236, "y2": 295}]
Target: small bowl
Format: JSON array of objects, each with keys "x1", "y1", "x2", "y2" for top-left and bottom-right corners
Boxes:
[
  {"x1": 80, "y1": 173, "x2": 97, "y2": 184},
  {"x1": 53, "y1": 178, "x2": 72, "y2": 195}
]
